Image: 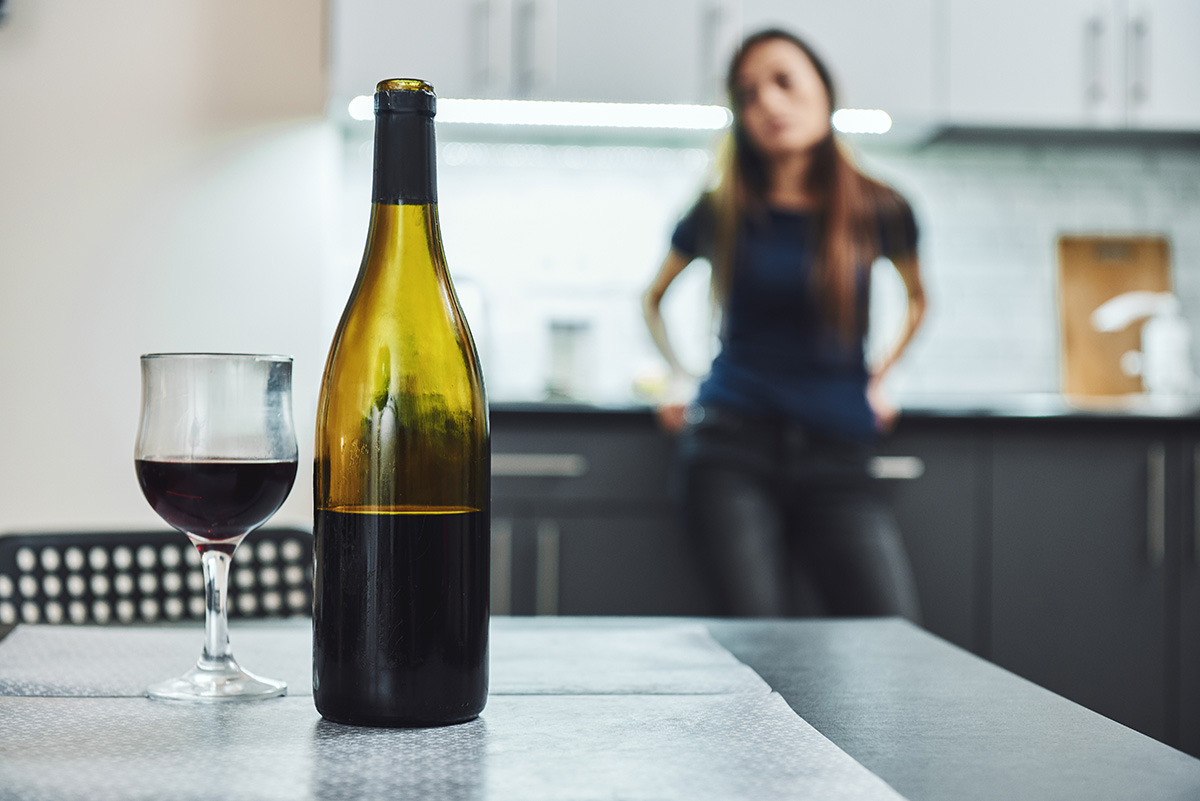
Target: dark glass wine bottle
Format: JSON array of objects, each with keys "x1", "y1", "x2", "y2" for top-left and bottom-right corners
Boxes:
[{"x1": 313, "y1": 79, "x2": 489, "y2": 727}]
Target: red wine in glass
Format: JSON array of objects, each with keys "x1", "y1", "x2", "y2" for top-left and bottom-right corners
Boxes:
[
  {"x1": 136, "y1": 458, "x2": 297, "y2": 552},
  {"x1": 136, "y1": 352, "x2": 298, "y2": 701}
]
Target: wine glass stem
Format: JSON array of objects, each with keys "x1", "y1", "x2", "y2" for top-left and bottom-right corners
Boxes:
[{"x1": 200, "y1": 549, "x2": 234, "y2": 666}]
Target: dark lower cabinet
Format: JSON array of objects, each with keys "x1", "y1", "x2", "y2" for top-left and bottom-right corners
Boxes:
[
  {"x1": 989, "y1": 425, "x2": 1170, "y2": 743},
  {"x1": 490, "y1": 510, "x2": 713, "y2": 616},
  {"x1": 554, "y1": 516, "x2": 714, "y2": 616},
  {"x1": 1178, "y1": 437, "x2": 1200, "y2": 756},
  {"x1": 879, "y1": 420, "x2": 984, "y2": 653},
  {"x1": 490, "y1": 409, "x2": 713, "y2": 618}
]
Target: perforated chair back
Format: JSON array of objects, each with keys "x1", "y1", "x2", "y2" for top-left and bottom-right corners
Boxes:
[{"x1": 0, "y1": 528, "x2": 312, "y2": 626}]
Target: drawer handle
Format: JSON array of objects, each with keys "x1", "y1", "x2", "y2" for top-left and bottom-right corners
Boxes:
[
  {"x1": 869, "y1": 456, "x2": 925, "y2": 481},
  {"x1": 491, "y1": 519, "x2": 513, "y2": 616},
  {"x1": 536, "y1": 520, "x2": 559, "y2": 616},
  {"x1": 1195, "y1": 445, "x2": 1200, "y2": 566},
  {"x1": 493, "y1": 454, "x2": 589, "y2": 478},
  {"x1": 1148, "y1": 442, "x2": 1166, "y2": 567}
]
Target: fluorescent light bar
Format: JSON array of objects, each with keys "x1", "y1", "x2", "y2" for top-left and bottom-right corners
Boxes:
[
  {"x1": 348, "y1": 95, "x2": 733, "y2": 130},
  {"x1": 831, "y1": 108, "x2": 892, "y2": 135}
]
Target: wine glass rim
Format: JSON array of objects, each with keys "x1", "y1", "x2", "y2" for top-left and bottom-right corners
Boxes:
[{"x1": 140, "y1": 352, "x2": 293, "y2": 363}]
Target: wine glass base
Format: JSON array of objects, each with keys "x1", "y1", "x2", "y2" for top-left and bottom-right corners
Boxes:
[{"x1": 148, "y1": 658, "x2": 287, "y2": 702}]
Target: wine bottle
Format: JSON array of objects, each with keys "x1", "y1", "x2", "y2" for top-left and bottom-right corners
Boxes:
[{"x1": 313, "y1": 79, "x2": 489, "y2": 727}]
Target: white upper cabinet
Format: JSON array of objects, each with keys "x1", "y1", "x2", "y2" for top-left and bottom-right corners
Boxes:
[
  {"x1": 329, "y1": 0, "x2": 741, "y2": 107},
  {"x1": 946, "y1": 0, "x2": 1124, "y2": 127},
  {"x1": 537, "y1": 0, "x2": 739, "y2": 104},
  {"x1": 1126, "y1": 0, "x2": 1200, "y2": 129},
  {"x1": 945, "y1": 0, "x2": 1200, "y2": 130},
  {"x1": 329, "y1": 0, "x2": 486, "y2": 105},
  {"x1": 738, "y1": 0, "x2": 939, "y2": 120}
]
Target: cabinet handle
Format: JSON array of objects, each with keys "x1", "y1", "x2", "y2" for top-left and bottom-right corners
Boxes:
[
  {"x1": 1084, "y1": 14, "x2": 1106, "y2": 106},
  {"x1": 1148, "y1": 442, "x2": 1166, "y2": 566},
  {"x1": 1128, "y1": 13, "x2": 1149, "y2": 108},
  {"x1": 493, "y1": 453, "x2": 589, "y2": 478},
  {"x1": 470, "y1": 0, "x2": 491, "y2": 96},
  {"x1": 1193, "y1": 445, "x2": 1200, "y2": 566},
  {"x1": 535, "y1": 520, "x2": 559, "y2": 615},
  {"x1": 699, "y1": 3, "x2": 723, "y2": 104},
  {"x1": 491, "y1": 519, "x2": 512, "y2": 615},
  {"x1": 511, "y1": 0, "x2": 539, "y2": 98},
  {"x1": 869, "y1": 456, "x2": 925, "y2": 481}
]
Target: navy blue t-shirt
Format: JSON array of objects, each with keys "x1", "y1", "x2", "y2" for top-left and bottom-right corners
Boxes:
[{"x1": 671, "y1": 197, "x2": 918, "y2": 442}]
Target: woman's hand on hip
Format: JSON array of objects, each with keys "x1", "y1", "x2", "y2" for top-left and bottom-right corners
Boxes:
[
  {"x1": 656, "y1": 402, "x2": 690, "y2": 433},
  {"x1": 868, "y1": 375, "x2": 899, "y2": 433}
]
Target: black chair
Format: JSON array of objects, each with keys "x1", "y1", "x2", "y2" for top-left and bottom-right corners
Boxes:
[{"x1": 0, "y1": 528, "x2": 312, "y2": 626}]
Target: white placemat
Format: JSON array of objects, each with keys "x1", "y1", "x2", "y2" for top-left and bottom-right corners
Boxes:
[
  {"x1": 0, "y1": 692, "x2": 908, "y2": 800},
  {"x1": 0, "y1": 621, "x2": 767, "y2": 697}
]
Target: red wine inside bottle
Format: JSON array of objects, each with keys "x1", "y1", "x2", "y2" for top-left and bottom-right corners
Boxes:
[
  {"x1": 313, "y1": 506, "x2": 489, "y2": 727},
  {"x1": 136, "y1": 458, "x2": 297, "y2": 546}
]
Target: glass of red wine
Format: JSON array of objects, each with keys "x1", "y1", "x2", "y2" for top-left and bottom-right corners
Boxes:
[{"x1": 135, "y1": 353, "x2": 298, "y2": 701}]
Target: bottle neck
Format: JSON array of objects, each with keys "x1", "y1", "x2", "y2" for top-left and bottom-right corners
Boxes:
[{"x1": 372, "y1": 112, "x2": 436, "y2": 205}]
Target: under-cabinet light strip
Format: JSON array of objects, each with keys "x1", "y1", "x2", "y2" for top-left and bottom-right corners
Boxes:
[
  {"x1": 348, "y1": 95, "x2": 891, "y2": 134},
  {"x1": 349, "y1": 95, "x2": 733, "y2": 130},
  {"x1": 831, "y1": 108, "x2": 893, "y2": 134}
]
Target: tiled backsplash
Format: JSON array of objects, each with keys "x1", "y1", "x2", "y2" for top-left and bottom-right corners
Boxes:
[
  {"x1": 332, "y1": 133, "x2": 1200, "y2": 405},
  {"x1": 863, "y1": 142, "x2": 1200, "y2": 400}
]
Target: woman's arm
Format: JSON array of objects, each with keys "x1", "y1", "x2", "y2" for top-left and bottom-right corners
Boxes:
[
  {"x1": 868, "y1": 254, "x2": 927, "y2": 432},
  {"x1": 642, "y1": 248, "x2": 697, "y2": 432}
]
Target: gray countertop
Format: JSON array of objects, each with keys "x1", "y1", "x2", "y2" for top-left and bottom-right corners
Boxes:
[
  {"x1": 4, "y1": 618, "x2": 1199, "y2": 801},
  {"x1": 708, "y1": 619, "x2": 1200, "y2": 801}
]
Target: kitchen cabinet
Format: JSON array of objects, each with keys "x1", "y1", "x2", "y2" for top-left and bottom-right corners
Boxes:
[
  {"x1": 497, "y1": 0, "x2": 740, "y2": 104},
  {"x1": 491, "y1": 410, "x2": 713, "y2": 616},
  {"x1": 739, "y1": 0, "x2": 938, "y2": 120},
  {"x1": 329, "y1": 0, "x2": 486, "y2": 103},
  {"x1": 877, "y1": 419, "x2": 983, "y2": 652},
  {"x1": 1178, "y1": 436, "x2": 1200, "y2": 755},
  {"x1": 490, "y1": 511, "x2": 713, "y2": 616},
  {"x1": 537, "y1": 0, "x2": 739, "y2": 105},
  {"x1": 330, "y1": 0, "x2": 739, "y2": 107},
  {"x1": 988, "y1": 421, "x2": 1174, "y2": 743},
  {"x1": 490, "y1": 409, "x2": 981, "y2": 628},
  {"x1": 945, "y1": 0, "x2": 1116, "y2": 128},
  {"x1": 945, "y1": 0, "x2": 1200, "y2": 130},
  {"x1": 1126, "y1": 1, "x2": 1200, "y2": 129},
  {"x1": 547, "y1": 515, "x2": 713, "y2": 615}
]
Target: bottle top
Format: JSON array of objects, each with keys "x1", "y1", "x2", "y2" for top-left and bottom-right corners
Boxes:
[{"x1": 375, "y1": 79, "x2": 436, "y2": 117}]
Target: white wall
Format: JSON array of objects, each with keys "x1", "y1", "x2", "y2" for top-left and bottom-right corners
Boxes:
[{"x1": 0, "y1": 0, "x2": 331, "y2": 533}]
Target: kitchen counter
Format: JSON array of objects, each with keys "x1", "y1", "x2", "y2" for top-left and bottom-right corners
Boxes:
[{"x1": 492, "y1": 394, "x2": 1200, "y2": 421}]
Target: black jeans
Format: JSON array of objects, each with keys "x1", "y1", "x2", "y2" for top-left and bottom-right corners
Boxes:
[{"x1": 677, "y1": 406, "x2": 921, "y2": 621}]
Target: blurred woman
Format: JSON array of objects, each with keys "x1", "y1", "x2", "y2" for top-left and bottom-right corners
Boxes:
[{"x1": 643, "y1": 29, "x2": 927, "y2": 618}]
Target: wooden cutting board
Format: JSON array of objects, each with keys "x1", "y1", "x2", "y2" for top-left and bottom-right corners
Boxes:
[{"x1": 1059, "y1": 235, "x2": 1171, "y2": 397}]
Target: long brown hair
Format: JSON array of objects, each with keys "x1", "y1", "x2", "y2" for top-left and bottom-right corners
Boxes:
[{"x1": 709, "y1": 29, "x2": 909, "y2": 342}]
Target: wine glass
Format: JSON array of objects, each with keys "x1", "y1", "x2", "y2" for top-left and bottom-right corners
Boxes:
[{"x1": 135, "y1": 353, "x2": 298, "y2": 701}]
